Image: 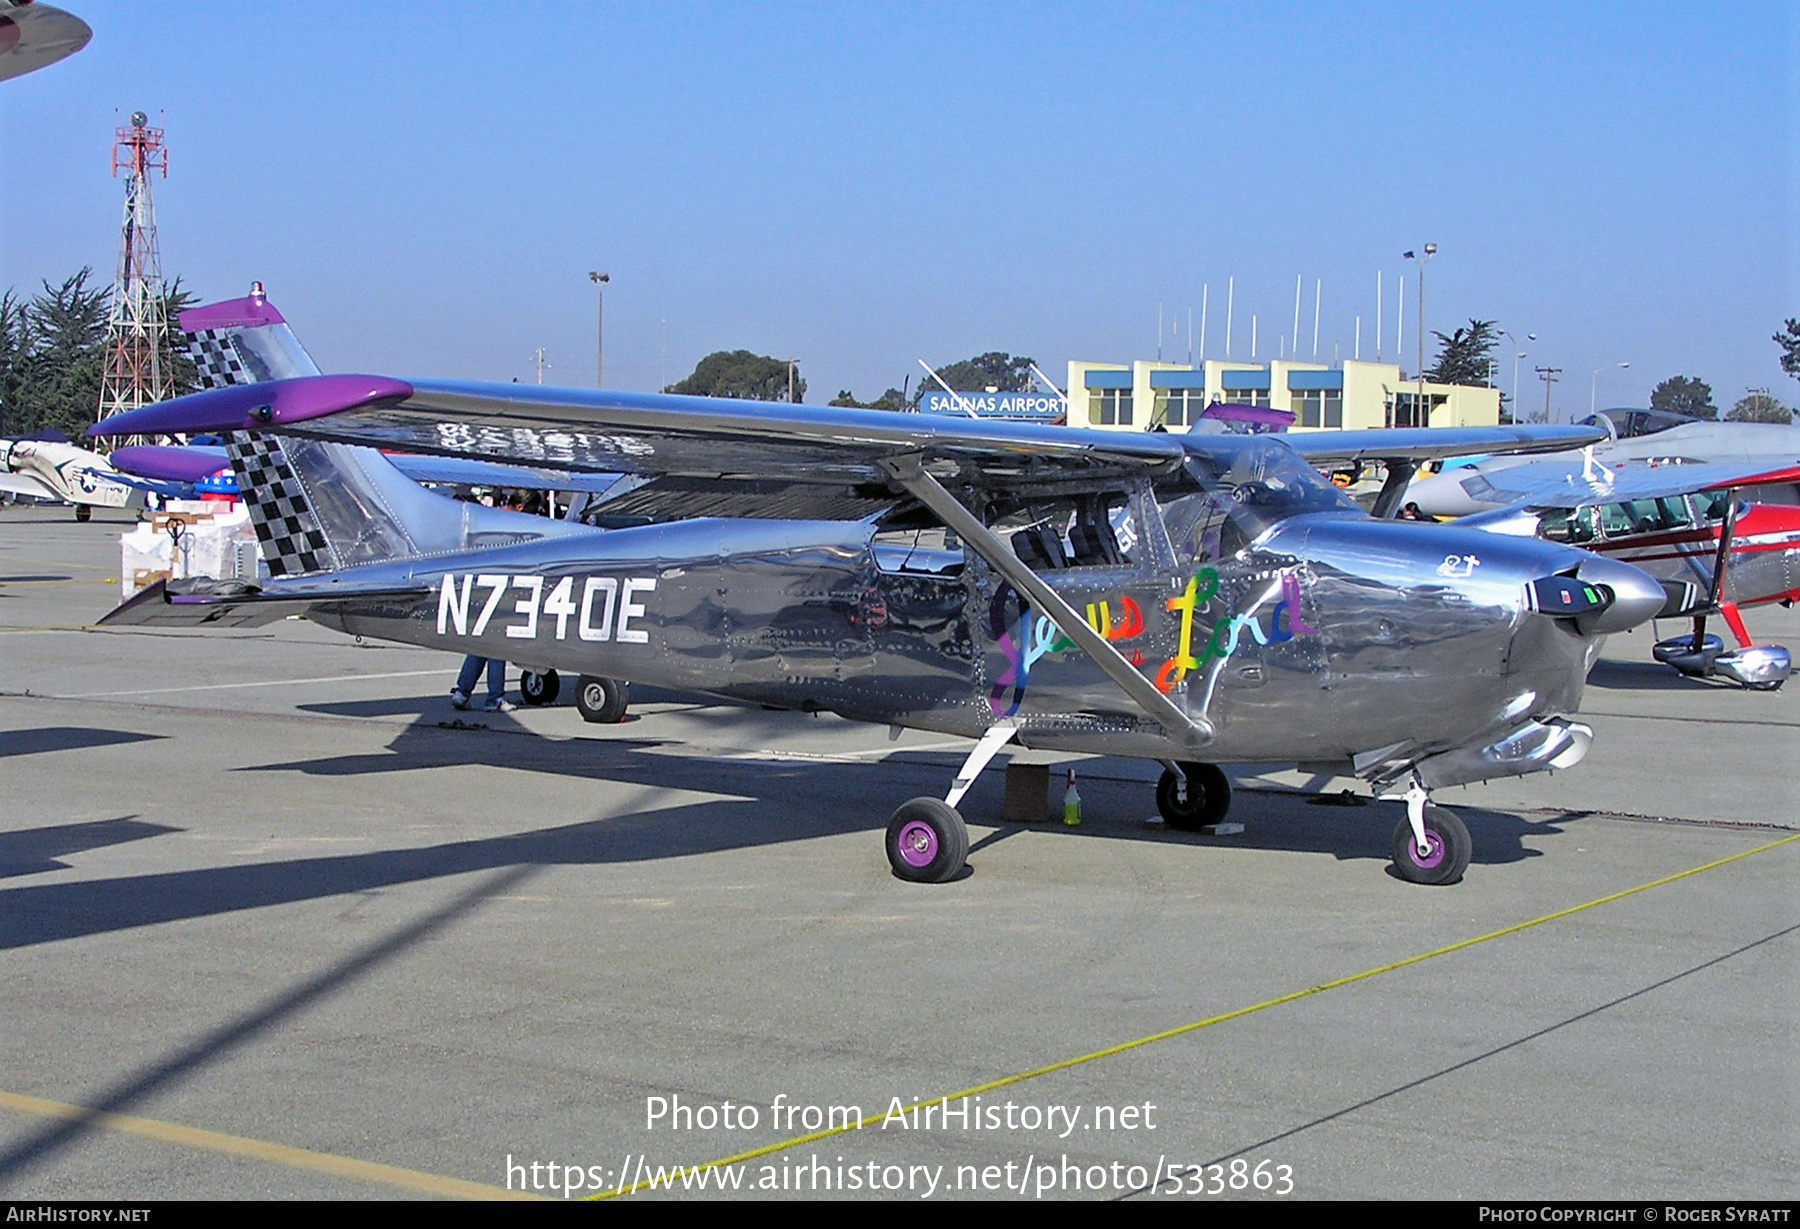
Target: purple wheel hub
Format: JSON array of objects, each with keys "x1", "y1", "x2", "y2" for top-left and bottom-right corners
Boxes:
[
  {"x1": 1409, "y1": 829, "x2": 1447, "y2": 870},
  {"x1": 896, "y1": 820, "x2": 939, "y2": 868}
]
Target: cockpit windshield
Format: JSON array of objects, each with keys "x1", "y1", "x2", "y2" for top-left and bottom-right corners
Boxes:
[{"x1": 1159, "y1": 437, "x2": 1360, "y2": 564}]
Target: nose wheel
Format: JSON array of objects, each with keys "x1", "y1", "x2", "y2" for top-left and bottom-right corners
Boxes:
[{"x1": 1390, "y1": 794, "x2": 1471, "y2": 885}]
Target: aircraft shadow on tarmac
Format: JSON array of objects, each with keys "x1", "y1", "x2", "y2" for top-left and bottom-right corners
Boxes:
[
  {"x1": 0, "y1": 698, "x2": 1590, "y2": 953},
  {"x1": 259, "y1": 697, "x2": 1567, "y2": 865},
  {"x1": 0, "y1": 726, "x2": 165, "y2": 759},
  {"x1": 0, "y1": 815, "x2": 180, "y2": 879},
  {"x1": 1586, "y1": 657, "x2": 1744, "y2": 693}
]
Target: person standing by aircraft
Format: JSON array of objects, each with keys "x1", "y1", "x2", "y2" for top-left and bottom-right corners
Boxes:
[{"x1": 450, "y1": 655, "x2": 514, "y2": 712}]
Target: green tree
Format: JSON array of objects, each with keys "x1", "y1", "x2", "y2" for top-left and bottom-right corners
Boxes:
[
  {"x1": 1649, "y1": 375, "x2": 1717, "y2": 420},
  {"x1": 1, "y1": 271, "x2": 202, "y2": 437},
  {"x1": 829, "y1": 387, "x2": 907, "y2": 411},
  {"x1": 1726, "y1": 389, "x2": 1793, "y2": 424},
  {"x1": 20, "y1": 269, "x2": 111, "y2": 438},
  {"x1": 666, "y1": 350, "x2": 804, "y2": 402},
  {"x1": 1775, "y1": 319, "x2": 1800, "y2": 382},
  {"x1": 1424, "y1": 319, "x2": 1497, "y2": 387},
  {"x1": 160, "y1": 278, "x2": 201, "y2": 400},
  {"x1": 920, "y1": 352, "x2": 1036, "y2": 403},
  {"x1": 0, "y1": 289, "x2": 29, "y2": 436}
]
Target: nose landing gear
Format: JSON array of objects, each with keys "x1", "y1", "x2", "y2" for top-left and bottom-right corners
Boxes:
[{"x1": 1390, "y1": 780, "x2": 1471, "y2": 885}]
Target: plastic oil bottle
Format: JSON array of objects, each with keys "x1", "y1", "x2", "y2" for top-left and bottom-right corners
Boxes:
[{"x1": 1063, "y1": 767, "x2": 1082, "y2": 826}]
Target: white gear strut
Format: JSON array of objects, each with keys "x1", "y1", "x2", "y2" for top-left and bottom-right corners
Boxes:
[
  {"x1": 944, "y1": 721, "x2": 1019, "y2": 809},
  {"x1": 1404, "y1": 777, "x2": 1432, "y2": 857}
]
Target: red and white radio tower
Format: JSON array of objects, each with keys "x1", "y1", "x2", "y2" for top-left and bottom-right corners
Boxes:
[{"x1": 95, "y1": 110, "x2": 169, "y2": 444}]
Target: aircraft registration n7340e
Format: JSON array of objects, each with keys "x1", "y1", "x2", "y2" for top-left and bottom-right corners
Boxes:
[{"x1": 90, "y1": 297, "x2": 1667, "y2": 886}]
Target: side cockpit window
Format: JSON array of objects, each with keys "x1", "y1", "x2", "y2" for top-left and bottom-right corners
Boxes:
[
  {"x1": 1160, "y1": 438, "x2": 1357, "y2": 564},
  {"x1": 996, "y1": 493, "x2": 1137, "y2": 573}
]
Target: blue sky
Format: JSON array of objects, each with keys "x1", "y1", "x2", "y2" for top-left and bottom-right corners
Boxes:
[{"x1": 2, "y1": 1, "x2": 1794, "y2": 416}]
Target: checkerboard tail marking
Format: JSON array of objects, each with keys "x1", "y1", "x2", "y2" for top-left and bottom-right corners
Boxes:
[
  {"x1": 183, "y1": 328, "x2": 253, "y2": 389},
  {"x1": 225, "y1": 433, "x2": 335, "y2": 576}
]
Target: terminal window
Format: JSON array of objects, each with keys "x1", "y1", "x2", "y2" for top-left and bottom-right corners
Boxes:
[
  {"x1": 1291, "y1": 388, "x2": 1343, "y2": 428},
  {"x1": 1089, "y1": 388, "x2": 1133, "y2": 426},
  {"x1": 1160, "y1": 388, "x2": 1204, "y2": 427}
]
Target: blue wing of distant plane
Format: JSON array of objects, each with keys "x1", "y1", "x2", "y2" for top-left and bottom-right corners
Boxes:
[{"x1": 1459, "y1": 458, "x2": 1800, "y2": 511}]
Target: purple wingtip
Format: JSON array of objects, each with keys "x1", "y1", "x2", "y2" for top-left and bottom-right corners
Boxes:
[
  {"x1": 107, "y1": 445, "x2": 231, "y2": 484},
  {"x1": 88, "y1": 375, "x2": 415, "y2": 439},
  {"x1": 178, "y1": 287, "x2": 287, "y2": 332}
]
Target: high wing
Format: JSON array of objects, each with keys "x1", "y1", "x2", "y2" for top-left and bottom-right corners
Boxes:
[
  {"x1": 1278, "y1": 424, "x2": 1607, "y2": 517},
  {"x1": 107, "y1": 442, "x2": 629, "y2": 498},
  {"x1": 1281, "y1": 424, "x2": 1607, "y2": 468},
  {"x1": 90, "y1": 376, "x2": 1193, "y2": 523}
]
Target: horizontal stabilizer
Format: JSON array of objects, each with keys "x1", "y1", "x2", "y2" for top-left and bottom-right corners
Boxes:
[{"x1": 99, "y1": 577, "x2": 430, "y2": 629}]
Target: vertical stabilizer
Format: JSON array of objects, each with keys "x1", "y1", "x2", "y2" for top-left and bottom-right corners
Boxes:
[
  {"x1": 181, "y1": 288, "x2": 590, "y2": 576},
  {"x1": 180, "y1": 285, "x2": 321, "y2": 387}
]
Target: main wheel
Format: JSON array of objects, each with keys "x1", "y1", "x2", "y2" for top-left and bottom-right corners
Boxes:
[
  {"x1": 575, "y1": 675, "x2": 629, "y2": 723},
  {"x1": 74, "y1": 504, "x2": 91, "y2": 522},
  {"x1": 520, "y1": 669, "x2": 560, "y2": 706},
  {"x1": 885, "y1": 798, "x2": 969, "y2": 883},
  {"x1": 1155, "y1": 762, "x2": 1232, "y2": 830},
  {"x1": 1390, "y1": 804, "x2": 1472, "y2": 886}
]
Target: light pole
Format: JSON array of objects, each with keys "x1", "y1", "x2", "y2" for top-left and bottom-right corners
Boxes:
[
  {"x1": 785, "y1": 357, "x2": 800, "y2": 404},
  {"x1": 1590, "y1": 361, "x2": 1630, "y2": 416},
  {"x1": 1403, "y1": 243, "x2": 1436, "y2": 424},
  {"x1": 587, "y1": 271, "x2": 609, "y2": 388},
  {"x1": 1498, "y1": 329, "x2": 1536, "y2": 421}
]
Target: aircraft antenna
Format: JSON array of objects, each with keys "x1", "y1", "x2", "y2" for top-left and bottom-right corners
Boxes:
[{"x1": 96, "y1": 111, "x2": 171, "y2": 448}]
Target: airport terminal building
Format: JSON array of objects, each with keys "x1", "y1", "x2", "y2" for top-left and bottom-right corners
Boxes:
[{"x1": 1065, "y1": 358, "x2": 1502, "y2": 433}]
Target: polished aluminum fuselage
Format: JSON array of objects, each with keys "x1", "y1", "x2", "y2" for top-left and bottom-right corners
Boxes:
[{"x1": 304, "y1": 509, "x2": 1608, "y2": 772}]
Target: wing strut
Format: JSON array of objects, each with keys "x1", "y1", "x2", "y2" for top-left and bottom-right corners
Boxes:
[
  {"x1": 1691, "y1": 485, "x2": 1741, "y2": 650},
  {"x1": 1369, "y1": 459, "x2": 1420, "y2": 519},
  {"x1": 880, "y1": 454, "x2": 1215, "y2": 751}
]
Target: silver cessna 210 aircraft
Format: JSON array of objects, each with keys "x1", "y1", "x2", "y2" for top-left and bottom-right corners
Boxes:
[{"x1": 90, "y1": 341, "x2": 1665, "y2": 886}]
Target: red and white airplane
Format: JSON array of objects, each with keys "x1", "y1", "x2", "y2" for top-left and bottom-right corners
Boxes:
[{"x1": 1462, "y1": 455, "x2": 1799, "y2": 688}]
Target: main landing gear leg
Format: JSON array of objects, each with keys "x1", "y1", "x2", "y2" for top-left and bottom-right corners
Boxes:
[
  {"x1": 1390, "y1": 778, "x2": 1471, "y2": 886},
  {"x1": 885, "y1": 722, "x2": 1015, "y2": 884},
  {"x1": 1154, "y1": 760, "x2": 1232, "y2": 830}
]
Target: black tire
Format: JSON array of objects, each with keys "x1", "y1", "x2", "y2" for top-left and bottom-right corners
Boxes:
[
  {"x1": 74, "y1": 504, "x2": 91, "y2": 522},
  {"x1": 519, "y1": 669, "x2": 560, "y2": 706},
  {"x1": 575, "y1": 675, "x2": 628, "y2": 724},
  {"x1": 1390, "y1": 804, "x2": 1472, "y2": 886},
  {"x1": 1155, "y1": 762, "x2": 1232, "y2": 830},
  {"x1": 885, "y1": 797, "x2": 969, "y2": 883}
]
